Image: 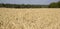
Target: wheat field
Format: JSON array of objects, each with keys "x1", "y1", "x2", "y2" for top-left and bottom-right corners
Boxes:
[{"x1": 0, "y1": 8, "x2": 60, "y2": 29}]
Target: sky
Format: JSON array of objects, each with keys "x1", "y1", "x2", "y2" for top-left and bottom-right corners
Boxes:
[{"x1": 0, "y1": 0, "x2": 59, "y2": 5}]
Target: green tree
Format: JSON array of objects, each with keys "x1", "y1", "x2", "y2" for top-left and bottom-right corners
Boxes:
[
  {"x1": 49, "y1": 1, "x2": 60, "y2": 8},
  {"x1": 49, "y1": 2, "x2": 58, "y2": 8},
  {"x1": 57, "y1": 1, "x2": 60, "y2": 8}
]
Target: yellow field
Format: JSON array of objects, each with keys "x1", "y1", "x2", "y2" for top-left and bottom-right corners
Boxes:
[{"x1": 0, "y1": 8, "x2": 60, "y2": 29}]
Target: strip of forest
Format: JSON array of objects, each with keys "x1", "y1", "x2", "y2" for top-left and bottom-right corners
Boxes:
[{"x1": 0, "y1": 1, "x2": 60, "y2": 8}]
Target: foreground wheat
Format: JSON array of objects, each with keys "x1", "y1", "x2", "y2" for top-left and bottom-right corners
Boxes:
[{"x1": 0, "y1": 8, "x2": 60, "y2": 29}]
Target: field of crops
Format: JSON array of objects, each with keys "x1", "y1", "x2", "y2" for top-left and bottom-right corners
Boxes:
[{"x1": 0, "y1": 8, "x2": 60, "y2": 29}]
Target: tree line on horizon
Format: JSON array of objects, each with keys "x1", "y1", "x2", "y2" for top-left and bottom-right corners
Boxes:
[
  {"x1": 0, "y1": 4, "x2": 48, "y2": 8},
  {"x1": 0, "y1": 1, "x2": 60, "y2": 8},
  {"x1": 49, "y1": 1, "x2": 60, "y2": 8}
]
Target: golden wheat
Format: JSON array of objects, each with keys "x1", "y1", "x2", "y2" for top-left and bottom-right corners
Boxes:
[{"x1": 0, "y1": 8, "x2": 60, "y2": 29}]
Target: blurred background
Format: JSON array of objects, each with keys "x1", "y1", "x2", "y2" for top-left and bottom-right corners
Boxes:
[{"x1": 0, "y1": 0, "x2": 60, "y2": 8}]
